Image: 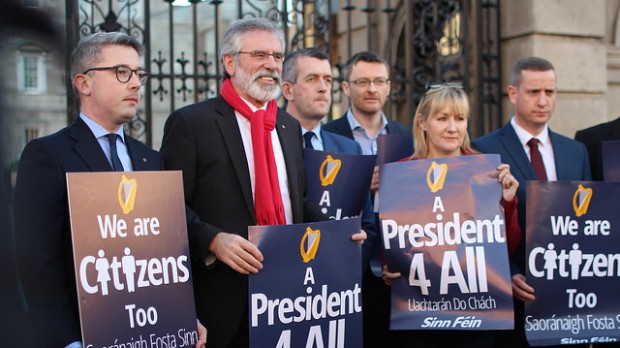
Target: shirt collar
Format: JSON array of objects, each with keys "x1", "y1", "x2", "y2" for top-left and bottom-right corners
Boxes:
[
  {"x1": 79, "y1": 113, "x2": 125, "y2": 142},
  {"x1": 345, "y1": 108, "x2": 388, "y2": 132},
  {"x1": 302, "y1": 124, "x2": 322, "y2": 135},
  {"x1": 510, "y1": 116, "x2": 550, "y2": 147}
]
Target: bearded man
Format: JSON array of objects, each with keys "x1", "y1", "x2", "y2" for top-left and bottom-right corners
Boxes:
[{"x1": 160, "y1": 18, "x2": 366, "y2": 348}]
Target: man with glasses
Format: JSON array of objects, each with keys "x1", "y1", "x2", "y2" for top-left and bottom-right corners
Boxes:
[
  {"x1": 323, "y1": 51, "x2": 410, "y2": 155},
  {"x1": 13, "y1": 32, "x2": 207, "y2": 348},
  {"x1": 323, "y1": 51, "x2": 410, "y2": 348},
  {"x1": 160, "y1": 18, "x2": 365, "y2": 348}
]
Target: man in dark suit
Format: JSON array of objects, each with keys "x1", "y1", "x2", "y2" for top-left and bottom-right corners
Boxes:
[
  {"x1": 575, "y1": 117, "x2": 620, "y2": 181},
  {"x1": 322, "y1": 51, "x2": 410, "y2": 151},
  {"x1": 13, "y1": 32, "x2": 206, "y2": 348},
  {"x1": 160, "y1": 18, "x2": 365, "y2": 348},
  {"x1": 321, "y1": 51, "x2": 410, "y2": 347},
  {"x1": 281, "y1": 47, "x2": 376, "y2": 267},
  {"x1": 472, "y1": 56, "x2": 591, "y2": 348},
  {"x1": 281, "y1": 48, "x2": 363, "y2": 154}
]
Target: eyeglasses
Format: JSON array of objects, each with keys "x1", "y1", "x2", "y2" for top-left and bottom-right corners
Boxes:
[
  {"x1": 348, "y1": 78, "x2": 390, "y2": 88},
  {"x1": 237, "y1": 50, "x2": 285, "y2": 63},
  {"x1": 82, "y1": 64, "x2": 149, "y2": 85}
]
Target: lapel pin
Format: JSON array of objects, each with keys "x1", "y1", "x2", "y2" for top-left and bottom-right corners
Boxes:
[
  {"x1": 142, "y1": 157, "x2": 147, "y2": 163},
  {"x1": 281, "y1": 124, "x2": 286, "y2": 129}
]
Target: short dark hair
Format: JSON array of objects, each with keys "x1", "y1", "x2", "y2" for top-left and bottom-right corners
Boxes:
[
  {"x1": 282, "y1": 48, "x2": 329, "y2": 83},
  {"x1": 70, "y1": 32, "x2": 143, "y2": 79},
  {"x1": 342, "y1": 51, "x2": 389, "y2": 81},
  {"x1": 510, "y1": 56, "x2": 555, "y2": 87}
]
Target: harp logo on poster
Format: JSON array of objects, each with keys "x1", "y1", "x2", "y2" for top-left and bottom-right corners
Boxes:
[
  {"x1": 427, "y1": 161, "x2": 448, "y2": 193},
  {"x1": 573, "y1": 184, "x2": 592, "y2": 217},
  {"x1": 319, "y1": 155, "x2": 342, "y2": 187},
  {"x1": 118, "y1": 174, "x2": 137, "y2": 214},
  {"x1": 300, "y1": 227, "x2": 321, "y2": 263}
]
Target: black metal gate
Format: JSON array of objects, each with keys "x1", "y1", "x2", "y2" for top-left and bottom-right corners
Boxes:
[{"x1": 66, "y1": 0, "x2": 502, "y2": 146}]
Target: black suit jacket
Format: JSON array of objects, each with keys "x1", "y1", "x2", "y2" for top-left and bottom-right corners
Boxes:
[
  {"x1": 574, "y1": 117, "x2": 620, "y2": 181},
  {"x1": 322, "y1": 111, "x2": 411, "y2": 139},
  {"x1": 13, "y1": 117, "x2": 162, "y2": 347},
  {"x1": 160, "y1": 96, "x2": 325, "y2": 348}
]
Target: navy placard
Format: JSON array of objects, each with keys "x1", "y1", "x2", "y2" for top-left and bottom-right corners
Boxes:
[
  {"x1": 304, "y1": 149, "x2": 376, "y2": 220},
  {"x1": 248, "y1": 218, "x2": 363, "y2": 348},
  {"x1": 376, "y1": 134, "x2": 414, "y2": 165},
  {"x1": 525, "y1": 181, "x2": 620, "y2": 346},
  {"x1": 379, "y1": 154, "x2": 514, "y2": 330}
]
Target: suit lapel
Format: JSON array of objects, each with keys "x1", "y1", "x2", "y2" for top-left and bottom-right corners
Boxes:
[
  {"x1": 335, "y1": 115, "x2": 354, "y2": 139},
  {"x1": 499, "y1": 124, "x2": 537, "y2": 180},
  {"x1": 276, "y1": 109, "x2": 303, "y2": 222},
  {"x1": 125, "y1": 136, "x2": 160, "y2": 171},
  {"x1": 321, "y1": 130, "x2": 336, "y2": 151},
  {"x1": 214, "y1": 98, "x2": 255, "y2": 218},
  {"x1": 549, "y1": 130, "x2": 568, "y2": 180},
  {"x1": 69, "y1": 117, "x2": 113, "y2": 172}
]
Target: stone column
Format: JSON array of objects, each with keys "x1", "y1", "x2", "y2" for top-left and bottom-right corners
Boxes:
[{"x1": 500, "y1": 0, "x2": 607, "y2": 136}]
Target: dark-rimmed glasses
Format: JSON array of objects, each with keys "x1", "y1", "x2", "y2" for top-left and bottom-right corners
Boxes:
[
  {"x1": 82, "y1": 64, "x2": 149, "y2": 85},
  {"x1": 237, "y1": 50, "x2": 285, "y2": 63}
]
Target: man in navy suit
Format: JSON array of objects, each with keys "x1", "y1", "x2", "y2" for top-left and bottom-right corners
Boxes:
[
  {"x1": 473, "y1": 56, "x2": 591, "y2": 348},
  {"x1": 321, "y1": 51, "x2": 411, "y2": 347},
  {"x1": 12, "y1": 32, "x2": 207, "y2": 348},
  {"x1": 281, "y1": 47, "x2": 376, "y2": 264}
]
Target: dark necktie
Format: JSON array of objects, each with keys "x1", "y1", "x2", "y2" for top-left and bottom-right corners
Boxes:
[
  {"x1": 528, "y1": 138, "x2": 547, "y2": 180},
  {"x1": 106, "y1": 133, "x2": 125, "y2": 172},
  {"x1": 303, "y1": 131, "x2": 315, "y2": 150}
]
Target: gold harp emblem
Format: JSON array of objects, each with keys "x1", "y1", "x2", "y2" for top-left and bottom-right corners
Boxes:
[
  {"x1": 319, "y1": 155, "x2": 342, "y2": 187},
  {"x1": 118, "y1": 175, "x2": 137, "y2": 215},
  {"x1": 572, "y1": 184, "x2": 592, "y2": 217},
  {"x1": 426, "y1": 161, "x2": 448, "y2": 193},
  {"x1": 300, "y1": 227, "x2": 321, "y2": 263}
]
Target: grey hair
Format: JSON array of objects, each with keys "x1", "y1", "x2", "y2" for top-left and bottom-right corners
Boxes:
[
  {"x1": 218, "y1": 18, "x2": 285, "y2": 79},
  {"x1": 70, "y1": 32, "x2": 143, "y2": 79}
]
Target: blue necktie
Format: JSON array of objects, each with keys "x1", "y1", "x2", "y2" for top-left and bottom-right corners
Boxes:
[
  {"x1": 303, "y1": 132, "x2": 315, "y2": 150},
  {"x1": 106, "y1": 133, "x2": 125, "y2": 171}
]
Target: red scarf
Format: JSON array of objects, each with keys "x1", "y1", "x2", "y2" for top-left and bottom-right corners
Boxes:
[{"x1": 220, "y1": 78, "x2": 286, "y2": 225}]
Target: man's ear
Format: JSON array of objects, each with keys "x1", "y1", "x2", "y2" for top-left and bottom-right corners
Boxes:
[
  {"x1": 281, "y1": 81, "x2": 294, "y2": 101},
  {"x1": 342, "y1": 80, "x2": 351, "y2": 97},
  {"x1": 223, "y1": 54, "x2": 236, "y2": 77},
  {"x1": 73, "y1": 74, "x2": 91, "y2": 96},
  {"x1": 507, "y1": 85, "x2": 517, "y2": 105}
]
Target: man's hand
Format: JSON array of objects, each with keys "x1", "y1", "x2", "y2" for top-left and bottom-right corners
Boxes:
[
  {"x1": 381, "y1": 264, "x2": 401, "y2": 286},
  {"x1": 351, "y1": 230, "x2": 367, "y2": 243},
  {"x1": 195, "y1": 320, "x2": 207, "y2": 348},
  {"x1": 209, "y1": 232, "x2": 263, "y2": 274},
  {"x1": 370, "y1": 166, "x2": 379, "y2": 193},
  {"x1": 512, "y1": 273, "x2": 535, "y2": 302}
]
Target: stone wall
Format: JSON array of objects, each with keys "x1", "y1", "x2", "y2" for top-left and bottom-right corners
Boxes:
[{"x1": 500, "y1": 0, "x2": 609, "y2": 137}]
